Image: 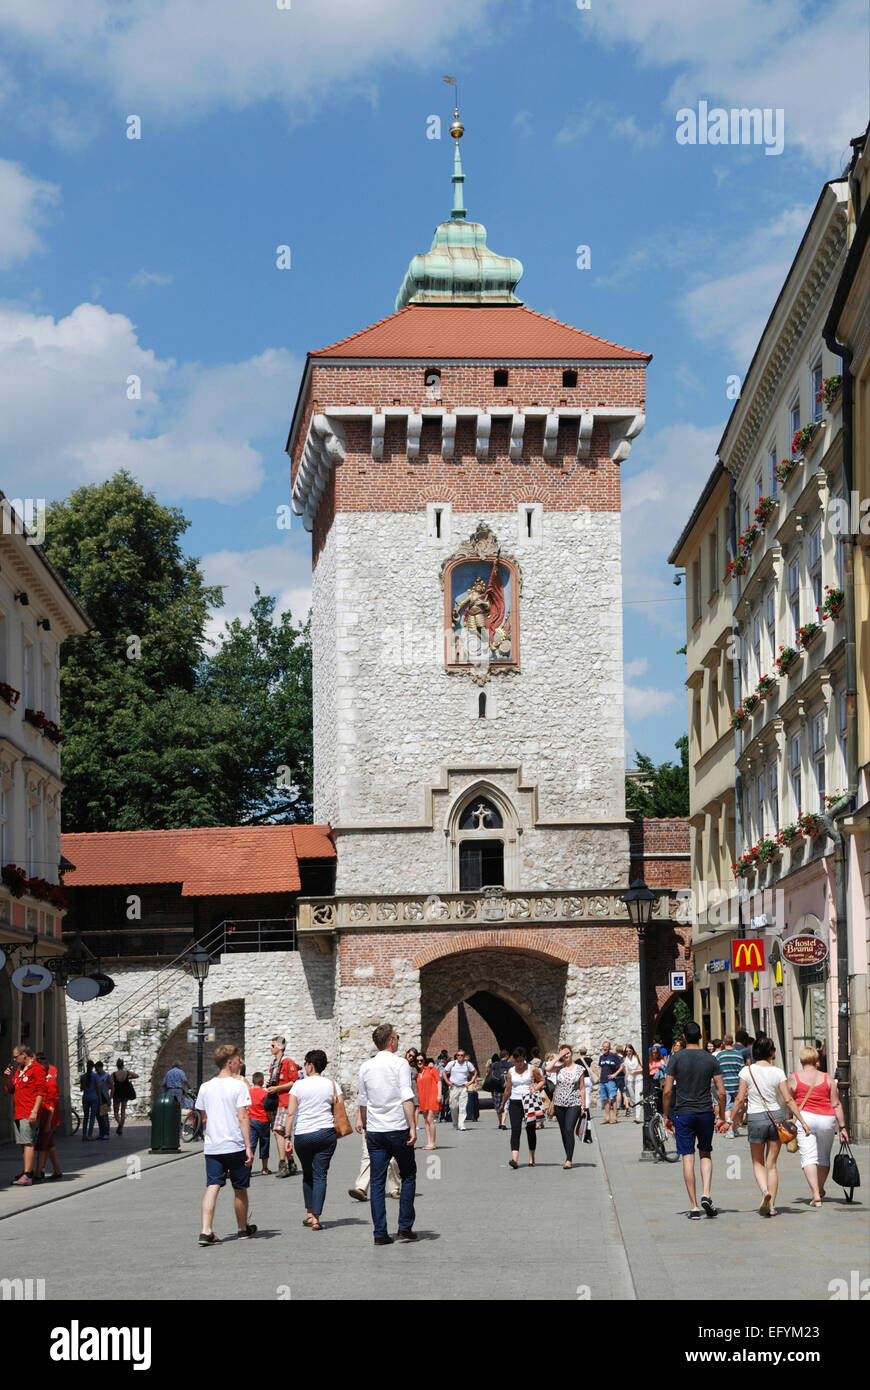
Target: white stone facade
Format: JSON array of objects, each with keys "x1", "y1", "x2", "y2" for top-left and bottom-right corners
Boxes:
[{"x1": 313, "y1": 509, "x2": 627, "y2": 895}]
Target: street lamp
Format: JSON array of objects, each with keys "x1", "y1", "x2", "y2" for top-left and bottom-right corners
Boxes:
[
  {"x1": 620, "y1": 878, "x2": 659, "y2": 1159},
  {"x1": 186, "y1": 943, "x2": 212, "y2": 1093}
]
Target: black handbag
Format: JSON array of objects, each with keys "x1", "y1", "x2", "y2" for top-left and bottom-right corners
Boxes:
[
  {"x1": 481, "y1": 1071, "x2": 495, "y2": 1093},
  {"x1": 832, "y1": 1139, "x2": 860, "y2": 1201}
]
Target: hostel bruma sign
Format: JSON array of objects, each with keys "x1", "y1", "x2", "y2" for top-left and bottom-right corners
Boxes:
[
  {"x1": 731, "y1": 939, "x2": 765, "y2": 972},
  {"x1": 782, "y1": 935, "x2": 829, "y2": 966}
]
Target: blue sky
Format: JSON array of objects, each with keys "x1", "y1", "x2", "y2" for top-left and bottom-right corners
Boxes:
[{"x1": 0, "y1": 0, "x2": 865, "y2": 765}]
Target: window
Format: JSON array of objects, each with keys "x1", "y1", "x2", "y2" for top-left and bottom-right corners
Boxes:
[
  {"x1": 789, "y1": 393, "x2": 801, "y2": 441},
  {"x1": 752, "y1": 614, "x2": 762, "y2": 683},
  {"x1": 459, "y1": 840, "x2": 504, "y2": 888},
  {"x1": 838, "y1": 691, "x2": 848, "y2": 779},
  {"x1": 808, "y1": 525, "x2": 822, "y2": 612},
  {"x1": 708, "y1": 526, "x2": 718, "y2": 597},
  {"x1": 790, "y1": 734, "x2": 802, "y2": 817},
  {"x1": 709, "y1": 668, "x2": 719, "y2": 739},
  {"x1": 756, "y1": 774, "x2": 765, "y2": 839},
  {"x1": 478, "y1": 692, "x2": 487, "y2": 719},
  {"x1": 22, "y1": 636, "x2": 34, "y2": 710},
  {"x1": 768, "y1": 440, "x2": 778, "y2": 497},
  {"x1": 433, "y1": 507, "x2": 443, "y2": 539},
  {"x1": 755, "y1": 473, "x2": 763, "y2": 508},
  {"x1": 692, "y1": 558, "x2": 702, "y2": 623},
  {"x1": 0, "y1": 790, "x2": 6, "y2": 864},
  {"x1": 787, "y1": 557, "x2": 801, "y2": 635},
  {"x1": 812, "y1": 713, "x2": 825, "y2": 808},
  {"x1": 424, "y1": 367, "x2": 441, "y2": 397},
  {"x1": 41, "y1": 649, "x2": 53, "y2": 721},
  {"x1": 26, "y1": 806, "x2": 36, "y2": 878},
  {"x1": 493, "y1": 369, "x2": 509, "y2": 387},
  {"x1": 525, "y1": 507, "x2": 534, "y2": 538},
  {"x1": 766, "y1": 588, "x2": 776, "y2": 664},
  {"x1": 769, "y1": 764, "x2": 779, "y2": 833},
  {"x1": 743, "y1": 502, "x2": 750, "y2": 532},
  {"x1": 0, "y1": 610, "x2": 6, "y2": 683},
  {"x1": 562, "y1": 369, "x2": 578, "y2": 388},
  {"x1": 811, "y1": 357, "x2": 823, "y2": 423}
]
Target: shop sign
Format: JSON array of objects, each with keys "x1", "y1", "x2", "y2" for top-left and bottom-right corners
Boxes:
[
  {"x1": 732, "y1": 939, "x2": 765, "y2": 971},
  {"x1": 11, "y1": 963, "x2": 52, "y2": 994},
  {"x1": 782, "y1": 935, "x2": 828, "y2": 966},
  {"x1": 707, "y1": 958, "x2": 730, "y2": 973}
]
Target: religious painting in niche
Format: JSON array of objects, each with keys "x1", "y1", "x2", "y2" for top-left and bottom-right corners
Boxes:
[
  {"x1": 450, "y1": 558, "x2": 513, "y2": 662},
  {"x1": 442, "y1": 524, "x2": 521, "y2": 680}
]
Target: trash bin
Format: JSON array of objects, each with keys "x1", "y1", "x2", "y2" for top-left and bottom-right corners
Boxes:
[{"x1": 149, "y1": 1091, "x2": 181, "y2": 1153}]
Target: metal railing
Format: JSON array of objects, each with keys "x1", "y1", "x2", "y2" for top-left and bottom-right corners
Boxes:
[{"x1": 69, "y1": 916, "x2": 297, "y2": 1073}]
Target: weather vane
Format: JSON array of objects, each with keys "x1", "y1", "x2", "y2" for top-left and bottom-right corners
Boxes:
[{"x1": 443, "y1": 74, "x2": 463, "y2": 140}]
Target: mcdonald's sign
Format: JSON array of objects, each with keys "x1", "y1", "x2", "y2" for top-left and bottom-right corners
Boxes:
[{"x1": 732, "y1": 939, "x2": 765, "y2": 972}]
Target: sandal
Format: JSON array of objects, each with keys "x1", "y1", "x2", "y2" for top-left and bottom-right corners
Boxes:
[{"x1": 760, "y1": 1191, "x2": 772, "y2": 1216}]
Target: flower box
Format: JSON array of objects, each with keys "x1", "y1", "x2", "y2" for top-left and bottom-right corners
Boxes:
[
  {"x1": 26, "y1": 875, "x2": 67, "y2": 910},
  {"x1": 755, "y1": 838, "x2": 780, "y2": 864},
  {"x1": 798, "y1": 812, "x2": 823, "y2": 839},
  {"x1": 819, "y1": 586, "x2": 843, "y2": 622},
  {"x1": 757, "y1": 674, "x2": 778, "y2": 699},
  {"x1": 738, "y1": 523, "x2": 762, "y2": 553},
  {"x1": 754, "y1": 497, "x2": 777, "y2": 529},
  {"x1": 774, "y1": 645, "x2": 800, "y2": 677},
  {"x1": 1, "y1": 863, "x2": 29, "y2": 898},
  {"x1": 41, "y1": 719, "x2": 63, "y2": 745},
  {"x1": 797, "y1": 622, "x2": 822, "y2": 650},
  {"x1": 742, "y1": 693, "x2": 760, "y2": 713},
  {"x1": 774, "y1": 457, "x2": 798, "y2": 486},
  {"x1": 725, "y1": 554, "x2": 748, "y2": 581},
  {"x1": 24, "y1": 707, "x2": 46, "y2": 732},
  {"x1": 792, "y1": 422, "x2": 819, "y2": 457},
  {"x1": 730, "y1": 706, "x2": 747, "y2": 729},
  {"x1": 776, "y1": 825, "x2": 801, "y2": 850},
  {"x1": 818, "y1": 375, "x2": 842, "y2": 412},
  {"x1": 0, "y1": 682, "x2": 20, "y2": 708}
]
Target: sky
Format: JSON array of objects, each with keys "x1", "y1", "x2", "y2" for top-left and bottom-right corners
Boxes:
[{"x1": 0, "y1": 0, "x2": 866, "y2": 767}]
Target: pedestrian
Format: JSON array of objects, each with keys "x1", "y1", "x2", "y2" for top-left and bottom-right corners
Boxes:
[
  {"x1": 416, "y1": 1056, "x2": 441, "y2": 1149},
  {"x1": 734, "y1": 1028, "x2": 754, "y2": 1064},
  {"x1": 79, "y1": 1059, "x2": 100, "y2": 1140},
  {"x1": 111, "y1": 1058, "x2": 138, "y2": 1135},
  {"x1": 484, "y1": 1052, "x2": 508, "y2": 1128},
  {"x1": 348, "y1": 1130, "x2": 401, "y2": 1203},
  {"x1": 405, "y1": 1049, "x2": 421, "y2": 1131},
  {"x1": 93, "y1": 1061, "x2": 113, "y2": 1140},
  {"x1": 731, "y1": 1037, "x2": 809, "y2": 1218},
  {"x1": 33, "y1": 1052, "x2": 62, "y2": 1181},
  {"x1": 621, "y1": 1044, "x2": 644, "y2": 1123},
  {"x1": 577, "y1": 1048, "x2": 597, "y2": 1112},
  {"x1": 246, "y1": 1072, "x2": 272, "y2": 1175},
  {"x1": 612, "y1": 1047, "x2": 631, "y2": 1116},
  {"x1": 356, "y1": 1022, "x2": 418, "y2": 1245},
  {"x1": 711, "y1": 1039, "x2": 722, "y2": 1054},
  {"x1": 816, "y1": 1038, "x2": 828, "y2": 1073},
  {"x1": 500, "y1": 1049, "x2": 545, "y2": 1168},
  {"x1": 444, "y1": 1048, "x2": 477, "y2": 1132},
  {"x1": 466, "y1": 1070, "x2": 481, "y2": 1123},
  {"x1": 436, "y1": 1050, "x2": 451, "y2": 1122},
  {"x1": 162, "y1": 1061, "x2": 187, "y2": 1106},
  {"x1": 267, "y1": 1035, "x2": 299, "y2": 1178},
  {"x1": 662, "y1": 1021, "x2": 729, "y2": 1219},
  {"x1": 715, "y1": 1035, "x2": 745, "y2": 1134},
  {"x1": 195, "y1": 1043, "x2": 256, "y2": 1246},
  {"x1": 597, "y1": 1039, "x2": 623, "y2": 1123},
  {"x1": 3, "y1": 1044, "x2": 46, "y2": 1185},
  {"x1": 278, "y1": 1049, "x2": 344, "y2": 1230},
  {"x1": 553, "y1": 1045, "x2": 586, "y2": 1168},
  {"x1": 788, "y1": 1046, "x2": 850, "y2": 1206}
]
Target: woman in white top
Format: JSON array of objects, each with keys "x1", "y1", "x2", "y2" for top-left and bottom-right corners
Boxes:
[
  {"x1": 499, "y1": 1049, "x2": 546, "y2": 1168},
  {"x1": 732, "y1": 1037, "x2": 809, "y2": 1217},
  {"x1": 269, "y1": 1048, "x2": 342, "y2": 1230},
  {"x1": 620, "y1": 1044, "x2": 644, "y2": 1124}
]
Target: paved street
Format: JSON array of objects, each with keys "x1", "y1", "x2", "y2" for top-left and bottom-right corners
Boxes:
[{"x1": 1, "y1": 1112, "x2": 867, "y2": 1301}]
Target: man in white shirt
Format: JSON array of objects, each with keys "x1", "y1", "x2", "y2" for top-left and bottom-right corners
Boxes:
[
  {"x1": 356, "y1": 1022, "x2": 417, "y2": 1245},
  {"x1": 444, "y1": 1050, "x2": 477, "y2": 1131},
  {"x1": 194, "y1": 1043, "x2": 257, "y2": 1246}
]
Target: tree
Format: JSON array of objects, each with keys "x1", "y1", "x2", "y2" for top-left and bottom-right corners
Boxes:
[
  {"x1": 43, "y1": 473, "x2": 312, "y2": 830},
  {"x1": 671, "y1": 997, "x2": 693, "y2": 1046},
  {"x1": 625, "y1": 735, "x2": 689, "y2": 817}
]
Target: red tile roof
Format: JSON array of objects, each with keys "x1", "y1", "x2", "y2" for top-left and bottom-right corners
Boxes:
[
  {"x1": 311, "y1": 304, "x2": 650, "y2": 361},
  {"x1": 61, "y1": 825, "x2": 335, "y2": 898}
]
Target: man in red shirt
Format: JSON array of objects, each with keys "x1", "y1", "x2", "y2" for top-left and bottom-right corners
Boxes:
[
  {"x1": 3, "y1": 1044, "x2": 47, "y2": 1185},
  {"x1": 247, "y1": 1071, "x2": 272, "y2": 1175},
  {"x1": 34, "y1": 1052, "x2": 63, "y2": 1182},
  {"x1": 267, "y1": 1035, "x2": 299, "y2": 1177}
]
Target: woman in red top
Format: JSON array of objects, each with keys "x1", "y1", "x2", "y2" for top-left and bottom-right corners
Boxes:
[
  {"x1": 34, "y1": 1057, "x2": 63, "y2": 1181},
  {"x1": 416, "y1": 1058, "x2": 441, "y2": 1150},
  {"x1": 788, "y1": 1045, "x2": 849, "y2": 1206}
]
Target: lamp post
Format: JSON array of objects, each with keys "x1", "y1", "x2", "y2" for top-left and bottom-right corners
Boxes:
[
  {"x1": 621, "y1": 878, "x2": 659, "y2": 1159},
  {"x1": 187, "y1": 943, "x2": 212, "y2": 1094}
]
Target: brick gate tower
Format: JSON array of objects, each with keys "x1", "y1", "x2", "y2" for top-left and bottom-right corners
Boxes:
[{"x1": 289, "y1": 113, "x2": 659, "y2": 1071}]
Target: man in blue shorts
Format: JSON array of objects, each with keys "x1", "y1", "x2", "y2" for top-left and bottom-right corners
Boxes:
[
  {"x1": 195, "y1": 1043, "x2": 257, "y2": 1246},
  {"x1": 662, "y1": 1021, "x2": 728, "y2": 1219},
  {"x1": 597, "y1": 1040, "x2": 623, "y2": 1123}
]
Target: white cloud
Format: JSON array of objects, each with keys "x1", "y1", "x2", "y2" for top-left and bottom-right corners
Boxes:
[
  {"x1": 557, "y1": 101, "x2": 661, "y2": 149},
  {"x1": 0, "y1": 159, "x2": 59, "y2": 268},
  {"x1": 0, "y1": 301, "x2": 300, "y2": 503},
  {"x1": 201, "y1": 543, "x2": 312, "y2": 648},
  {"x1": 623, "y1": 682, "x2": 679, "y2": 717},
  {"x1": 584, "y1": 0, "x2": 865, "y2": 167},
  {"x1": 128, "y1": 269, "x2": 173, "y2": 289},
  {"x1": 0, "y1": 0, "x2": 497, "y2": 122}
]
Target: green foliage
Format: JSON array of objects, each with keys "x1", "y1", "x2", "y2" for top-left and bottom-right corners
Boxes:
[
  {"x1": 43, "y1": 473, "x2": 312, "y2": 830},
  {"x1": 626, "y1": 735, "x2": 689, "y2": 818},
  {"x1": 671, "y1": 997, "x2": 692, "y2": 1046}
]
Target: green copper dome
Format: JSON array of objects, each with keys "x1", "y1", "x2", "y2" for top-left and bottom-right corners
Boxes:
[{"x1": 395, "y1": 118, "x2": 523, "y2": 311}]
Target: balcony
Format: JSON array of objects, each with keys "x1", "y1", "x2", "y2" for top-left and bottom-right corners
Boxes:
[{"x1": 297, "y1": 887, "x2": 679, "y2": 944}]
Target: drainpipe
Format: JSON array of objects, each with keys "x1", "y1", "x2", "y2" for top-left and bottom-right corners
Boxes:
[
  {"x1": 821, "y1": 319, "x2": 858, "y2": 1127},
  {"x1": 727, "y1": 473, "x2": 747, "y2": 1016}
]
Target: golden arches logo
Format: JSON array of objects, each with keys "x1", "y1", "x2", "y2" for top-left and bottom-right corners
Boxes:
[{"x1": 732, "y1": 939, "x2": 765, "y2": 971}]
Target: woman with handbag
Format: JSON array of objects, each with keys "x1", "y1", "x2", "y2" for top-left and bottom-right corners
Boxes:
[
  {"x1": 732, "y1": 1037, "x2": 809, "y2": 1217},
  {"x1": 111, "y1": 1058, "x2": 138, "y2": 1136},
  {"x1": 274, "y1": 1049, "x2": 349, "y2": 1230},
  {"x1": 500, "y1": 1049, "x2": 545, "y2": 1168},
  {"x1": 552, "y1": 1045, "x2": 586, "y2": 1169},
  {"x1": 622, "y1": 1045, "x2": 644, "y2": 1124},
  {"x1": 788, "y1": 1045, "x2": 849, "y2": 1206}
]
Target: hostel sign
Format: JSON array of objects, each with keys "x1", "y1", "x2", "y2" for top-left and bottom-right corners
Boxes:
[
  {"x1": 782, "y1": 935, "x2": 828, "y2": 966},
  {"x1": 732, "y1": 939, "x2": 765, "y2": 972}
]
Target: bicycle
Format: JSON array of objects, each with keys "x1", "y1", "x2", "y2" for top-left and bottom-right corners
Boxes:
[
  {"x1": 69, "y1": 1106, "x2": 81, "y2": 1135},
  {"x1": 181, "y1": 1091, "x2": 203, "y2": 1143},
  {"x1": 640, "y1": 1091, "x2": 679, "y2": 1162}
]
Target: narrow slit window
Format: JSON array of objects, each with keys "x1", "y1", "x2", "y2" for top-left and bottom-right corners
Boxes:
[
  {"x1": 526, "y1": 508, "x2": 533, "y2": 538},
  {"x1": 434, "y1": 507, "x2": 442, "y2": 539},
  {"x1": 478, "y1": 692, "x2": 487, "y2": 718}
]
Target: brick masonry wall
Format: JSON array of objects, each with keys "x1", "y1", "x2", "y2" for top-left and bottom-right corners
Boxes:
[{"x1": 628, "y1": 819, "x2": 693, "y2": 1022}]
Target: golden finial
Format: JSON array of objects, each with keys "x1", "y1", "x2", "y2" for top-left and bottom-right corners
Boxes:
[{"x1": 450, "y1": 108, "x2": 464, "y2": 140}]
